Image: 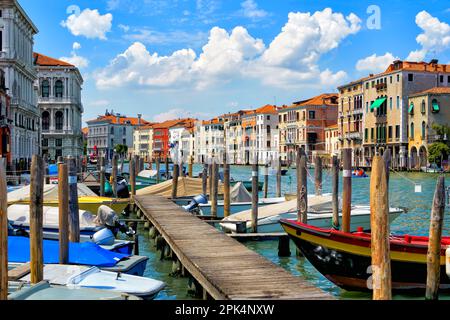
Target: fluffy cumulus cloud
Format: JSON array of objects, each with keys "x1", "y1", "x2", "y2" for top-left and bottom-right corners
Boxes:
[
  {"x1": 355, "y1": 52, "x2": 400, "y2": 73},
  {"x1": 59, "y1": 42, "x2": 89, "y2": 69},
  {"x1": 95, "y1": 8, "x2": 361, "y2": 91},
  {"x1": 240, "y1": 0, "x2": 268, "y2": 19},
  {"x1": 407, "y1": 11, "x2": 450, "y2": 61},
  {"x1": 61, "y1": 9, "x2": 113, "y2": 40}
]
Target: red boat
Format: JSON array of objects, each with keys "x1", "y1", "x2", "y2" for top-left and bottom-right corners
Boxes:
[{"x1": 280, "y1": 219, "x2": 449, "y2": 292}]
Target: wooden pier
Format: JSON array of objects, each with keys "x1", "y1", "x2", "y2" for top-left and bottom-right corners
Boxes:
[{"x1": 134, "y1": 194, "x2": 333, "y2": 300}]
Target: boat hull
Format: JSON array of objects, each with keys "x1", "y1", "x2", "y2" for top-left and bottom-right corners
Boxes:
[
  {"x1": 280, "y1": 221, "x2": 450, "y2": 292},
  {"x1": 199, "y1": 198, "x2": 285, "y2": 218},
  {"x1": 230, "y1": 181, "x2": 264, "y2": 192}
]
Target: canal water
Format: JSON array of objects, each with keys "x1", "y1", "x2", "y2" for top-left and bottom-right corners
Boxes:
[{"x1": 134, "y1": 164, "x2": 450, "y2": 300}]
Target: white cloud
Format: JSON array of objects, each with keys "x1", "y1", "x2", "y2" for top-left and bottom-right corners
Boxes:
[
  {"x1": 407, "y1": 11, "x2": 450, "y2": 61},
  {"x1": 73, "y1": 42, "x2": 82, "y2": 50},
  {"x1": 118, "y1": 24, "x2": 130, "y2": 33},
  {"x1": 152, "y1": 108, "x2": 210, "y2": 122},
  {"x1": 95, "y1": 8, "x2": 361, "y2": 91},
  {"x1": 356, "y1": 52, "x2": 399, "y2": 73},
  {"x1": 61, "y1": 8, "x2": 113, "y2": 40},
  {"x1": 240, "y1": 0, "x2": 268, "y2": 19},
  {"x1": 59, "y1": 54, "x2": 89, "y2": 69},
  {"x1": 124, "y1": 29, "x2": 208, "y2": 48}
]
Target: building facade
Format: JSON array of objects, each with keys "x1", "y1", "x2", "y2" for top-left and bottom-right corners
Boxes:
[
  {"x1": 195, "y1": 117, "x2": 225, "y2": 163},
  {"x1": 87, "y1": 111, "x2": 148, "y2": 160},
  {"x1": 35, "y1": 53, "x2": 84, "y2": 161},
  {"x1": 0, "y1": 0, "x2": 39, "y2": 168},
  {"x1": 407, "y1": 87, "x2": 450, "y2": 169},
  {"x1": 338, "y1": 79, "x2": 365, "y2": 166},
  {"x1": 133, "y1": 124, "x2": 153, "y2": 159},
  {"x1": 325, "y1": 124, "x2": 340, "y2": 157},
  {"x1": 362, "y1": 60, "x2": 450, "y2": 168},
  {"x1": 0, "y1": 69, "x2": 11, "y2": 163}
]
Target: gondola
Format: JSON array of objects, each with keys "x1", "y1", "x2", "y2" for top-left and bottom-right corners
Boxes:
[{"x1": 280, "y1": 220, "x2": 449, "y2": 292}]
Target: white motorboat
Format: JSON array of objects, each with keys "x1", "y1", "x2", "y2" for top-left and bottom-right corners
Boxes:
[
  {"x1": 220, "y1": 194, "x2": 404, "y2": 233},
  {"x1": 18, "y1": 264, "x2": 166, "y2": 300}
]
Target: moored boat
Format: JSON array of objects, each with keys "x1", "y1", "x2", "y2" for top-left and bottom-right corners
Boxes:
[{"x1": 280, "y1": 220, "x2": 449, "y2": 292}]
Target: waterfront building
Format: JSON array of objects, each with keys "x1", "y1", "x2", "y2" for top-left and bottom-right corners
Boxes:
[
  {"x1": 168, "y1": 119, "x2": 196, "y2": 162},
  {"x1": 325, "y1": 124, "x2": 340, "y2": 157},
  {"x1": 151, "y1": 119, "x2": 192, "y2": 160},
  {"x1": 223, "y1": 111, "x2": 245, "y2": 165},
  {"x1": 133, "y1": 124, "x2": 154, "y2": 159},
  {"x1": 0, "y1": 69, "x2": 11, "y2": 163},
  {"x1": 361, "y1": 59, "x2": 450, "y2": 168},
  {"x1": 240, "y1": 105, "x2": 279, "y2": 165},
  {"x1": 407, "y1": 87, "x2": 450, "y2": 169},
  {"x1": 195, "y1": 117, "x2": 225, "y2": 163},
  {"x1": 0, "y1": 0, "x2": 39, "y2": 168},
  {"x1": 278, "y1": 94, "x2": 338, "y2": 163},
  {"x1": 86, "y1": 111, "x2": 149, "y2": 160},
  {"x1": 34, "y1": 53, "x2": 84, "y2": 161},
  {"x1": 337, "y1": 79, "x2": 365, "y2": 166}
]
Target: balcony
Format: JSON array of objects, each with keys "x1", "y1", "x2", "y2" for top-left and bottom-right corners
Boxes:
[
  {"x1": 376, "y1": 83, "x2": 387, "y2": 92},
  {"x1": 345, "y1": 132, "x2": 363, "y2": 140}
]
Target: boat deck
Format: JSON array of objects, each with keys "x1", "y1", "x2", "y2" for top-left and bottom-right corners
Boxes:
[{"x1": 134, "y1": 195, "x2": 333, "y2": 300}]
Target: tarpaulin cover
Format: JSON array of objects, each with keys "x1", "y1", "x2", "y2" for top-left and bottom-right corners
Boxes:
[{"x1": 8, "y1": 236, "x2": 129, "y2": 267}]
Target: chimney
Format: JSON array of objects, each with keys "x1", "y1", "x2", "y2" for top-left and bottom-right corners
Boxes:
[
  {"x1": 138, "y1": 114, "x2": 142, "y2": 127},
  {"x1": 116, "y1": 114, "x2": 120, "y2": 124}
]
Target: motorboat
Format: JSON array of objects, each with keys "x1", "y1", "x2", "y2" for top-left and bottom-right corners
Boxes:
[{"x1": 220, "y1": 194, "x2": 404, "y2": 233}]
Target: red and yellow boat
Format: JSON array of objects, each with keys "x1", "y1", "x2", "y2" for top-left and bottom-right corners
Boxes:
[{"x1": 280, "y1": 219, "x2": 449, "y2": 292}]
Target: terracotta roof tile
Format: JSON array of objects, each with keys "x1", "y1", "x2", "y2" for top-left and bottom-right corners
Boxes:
[
  {"x1": 291, "y1": 93, "x2": 339, "y2": 107},
  {"x1": 87, "y1": 115, "x2": 151, "y2": 125},
  {"x1": 34, "y1": 52, "x2": 75, "y2": 67},
  {"x1": 410, "y1": 87, "x2": 450, "y2": 97}
]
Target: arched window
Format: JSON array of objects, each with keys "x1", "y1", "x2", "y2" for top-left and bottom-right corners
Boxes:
[
  {"x1": 41, "y1": 80, "x2": 50, "y2": 98},
  {"x1": 55, "y1": 80, "x2": 64, "y2": 98},
  {"x1": 42, "y1": 111, "x2": 50, "y2": 131},
  {"x1": 55, "y1": 111, "x2": 64, "y2": 130},
  {"x1": 421, "y1": 100, "x2": 426, "y2": 114},
  {"x1": 422, "y1": 121, "x2": 426, "y2": 139},
  {"x1": 410, "y1": 122, "x2": 414, "y2": 139}
]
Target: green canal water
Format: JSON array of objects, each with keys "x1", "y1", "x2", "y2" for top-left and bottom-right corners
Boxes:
[{"x1": 134, "y1": 164, "x2": 450, "y2": 300}]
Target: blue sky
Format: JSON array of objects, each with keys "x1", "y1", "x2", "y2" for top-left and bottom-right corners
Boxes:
[{"x1": 20, "y1": 0, "x2": 450, "y2": 125}]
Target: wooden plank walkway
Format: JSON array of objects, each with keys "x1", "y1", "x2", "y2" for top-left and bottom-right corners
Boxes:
[{"x1": 134, "y1": 195, "x2": 334, "y2": 300}]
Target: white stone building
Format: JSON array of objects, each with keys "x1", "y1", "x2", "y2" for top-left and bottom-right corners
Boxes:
[
  {"x1": 195, "y1": 118, "x2": 225, "y2": 163},
  {"x1": 133, "y1": 124, "x2": 153, "y2": 159},
  {"x1": 35, "y1": 53, "x2": 83, "y2": 161},
  {"x1": 0, "y1": 0, "x2": 39, "y2": 167}
]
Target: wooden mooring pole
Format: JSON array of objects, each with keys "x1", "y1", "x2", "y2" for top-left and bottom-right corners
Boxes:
[
  {"x1": 331, "y1": 155, "x2": 339, "y2": 229},
  {"x1": 223, "y1": 153, "x2": 231, "y2": 218},
  {"x1": 0, "y1": 159, "x2": 8, "y2": 300},
  {"x1": 342, "y1": 148, "x2": 352, "y2": 233},
  {"x1": 165, "y1": 157, "x2": 170, "y2": 181},
  {"x1": 67, "y1": 156, "x2": 80, "y2": 243},
  {"x1": 251, "y1": 155, "x2": 259, "y2": 233},
  {"x1": 58, "y1": 158, "x2": 69, "y2": 264},
  {"x1": 130, "y1": 156, "x2": 136, "y2": 198},
  {"x1": 263, "y1": 163, "x2": 269, "y2": 199},
  {"x1": 276, "y1": 156, "x2": 282, "y2": 198},
  {"x1": 297, "y1": 149, "x2": 308, "y2": 223},
  {"x1": 211, "y1": 161, "x2": 218, "y2": 218},
  {"x1": 315, "y1": 156, "x2": 322, "y2": 196},
  {"x1": 425, "y1": 175, "x2": 446, "y2": 300},
  {"x1": 156, "y1": 157, "x2": 160, "y2": 183},
  {"x1": 111, "y1": 153, "x2": 118, "y2": 198},
  {"x1": 188, "y1": 156, "x2": 193, "y2": 178},
  {"x1": 30, "y1": 155, "x2": 44, "y2": 284},
  {"x1": 171, "y1": 163, "x2": 180, "y2": 199},
  {"x1": 202, "y1": 162, "x2": 208, "y2": 196},
  {"x1": 208, "y1": 159, "x2": 213, "y2": 199},
  {"x1": 370, "y1": 155, "x2": 392, "y2": 300},
  {"x1": 99, "y1": 156, "x2": 105, "y2": 197}
]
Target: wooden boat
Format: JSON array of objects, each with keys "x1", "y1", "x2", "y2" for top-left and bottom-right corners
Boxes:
[
  {"x1": 198, "y1": 197, "x2": 286, "y2": 218},
  {"x1": 7, "y1": 184, "x2": 129, "y2": 213},
  {"x1": 18, "y1": 264, "x2": 165, "y2": 300},
  {"x1": 220, "y1": 195, "x2": 404, "y2": 233},
  {"x1": 280, "y1": 220, "x2": 450, "y2": 292},
  {"x1": 8, "y1": 281, "x2": 141, "y2": 300}
]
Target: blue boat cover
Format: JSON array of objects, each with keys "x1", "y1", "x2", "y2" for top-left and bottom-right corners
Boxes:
[
  {"x1": 8, "y1": 236, "x2": 129, "y2": 267},
  {"x1": 48, "y1": 164, "x2": 58, "y2": 176}
]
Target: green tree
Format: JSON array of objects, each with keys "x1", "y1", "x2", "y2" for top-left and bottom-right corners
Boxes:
[
  {"x1": 428, "y1": 142, "x2": 450, "y2": 166},
  {"x1": 115, "y1": 144, "x2": 128, "y2": 156}
]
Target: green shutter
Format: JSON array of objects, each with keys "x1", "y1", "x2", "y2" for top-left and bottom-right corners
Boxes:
[
  {"x1": 408, "y1": 103, "x2": 414, "y2": 114},
  {"x1": 432, "y1": 101, "x2": 440, "y2": 112},
  {"x1": 370, "y1": 98, "x2": 387, "y2": 111}
]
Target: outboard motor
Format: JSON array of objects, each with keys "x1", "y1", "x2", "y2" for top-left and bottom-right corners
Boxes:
[
  {"x1": 117, "y1": 178, "x2": 130, "y2": 199},
  {"x1": 92, "y1": 228, "x2": 116, "y2": 246},
  {"x1": 96, "y1": 205, "x2": 135, "y2": 237},
  {"x1": 182, "y1": 194, "x2": 208, "y2": 213}
]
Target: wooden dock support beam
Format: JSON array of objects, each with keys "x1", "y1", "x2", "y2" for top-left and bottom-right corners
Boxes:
[
  {"x1": 425, "y1": 175, "x2": 446, "y2": 300},
  {"x1": 67, "y1": 156, "x2": 80, "y2": 243},
  {"x1": 331, "y1": 155, "x2": 339, "y2": 229},
  {"x1": 99, "y1": 156, "x2": 105, "y2": 197},
  {"x1": 297, "y1": 149, "x2": 308, "y2": 223},
  {"x1": 342, "y1": 148, "x2": 352, "y2": 233},
  {"x1": 370, "y1": 155, "x2": 392, "y2": 300},
  {"x1": 0, "y1": 159, "x2": 8, "y2": 300},
  {"x1": 315, "y1": 156, "x2": 322, "y2": 196},
  {"x1": 58, "y1": 158, "x2": 69, "y2": 264},
  {"x1": 171, "y1": 163, "x2": 180, "y2": 199},
  {"x1": 30, "y1": 155, "x2": 44, "y2": 284},
  {"x1": 278, "y1": 235, "x2": 291, "y2": 257},
  {"x1": 251, "y1": 155, "x2": 259, "y2": 233},
  {"x1": 223, "y1": 153, "x2": 230, "y2": 218},
  {"x1": 276, "y1": 156, "x2": 282, "y2": 198}
]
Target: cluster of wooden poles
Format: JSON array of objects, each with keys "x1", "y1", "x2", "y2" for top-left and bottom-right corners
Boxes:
[{"x1": 0, "y1": 155, "x2": 82, "y2": 300}]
